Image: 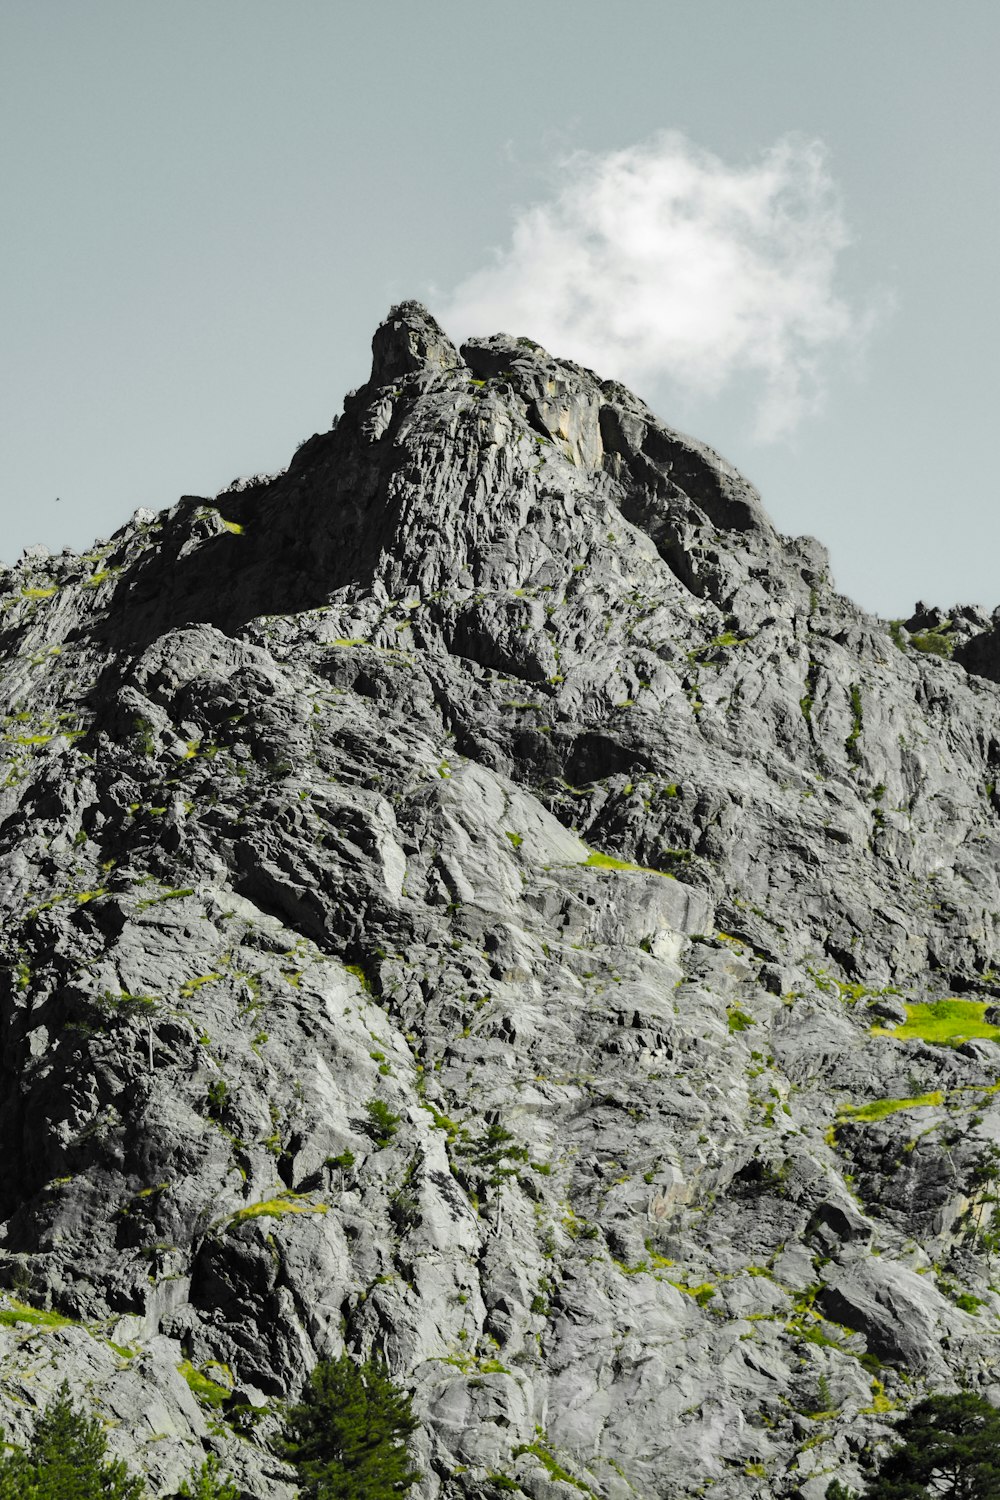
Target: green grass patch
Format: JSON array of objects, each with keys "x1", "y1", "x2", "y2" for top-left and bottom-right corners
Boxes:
[
  {"x1": 953, "y1": 1291, "x2": 986, "y2": 1315},
  {"x1": 178, "y1": 1359, "x2": 230, "y2": 1408},
  {"x1": 228, "y1": 1194, "x2": 327, "y2": 1225},
  {"x1": 136, "y1": 886, "x2": 195, "y2": 911},
  {"x1": 872, "y1": 1000, "x2": 1000, "y2": 1047},
  {"x1": 837, "y1": 1091, "x2": 944, "y2": 1124},
  {"x1": 669, "y1": 1280, "x2": 716, "y2": 1307},
  {"x1": 513, "y1": 1443, "x2": 596, "y2": 1496},
  {"x1": 612, "y1": 1258, "x2": 651, "y2": 1277},
  {"x1": 0, "y1": 1299, "x2": 76, "y2": 1330},
  {"x1": 345, "y1": 962, "x2": 373, "y2": 993},
  {"x1": 582, "y1": 849, "x2": 673, "y2": 879},
  {"x1": 643, "y1": 1240, "x2": 674, "y2": 1269},
  {"x1": 689, "y1": 631, "x2": 748, "y2": 657},
  {"x1": 179, "y1": 973, "x2": 223, "y2": 1001}
]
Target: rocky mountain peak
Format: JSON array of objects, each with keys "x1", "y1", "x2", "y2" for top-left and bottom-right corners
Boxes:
[
  {"x1": 2, "y1": 307, "x2": 1000, "y2": 1499},
  {"x1": 368, "y1": 300, "x2": 462, "y2": 386}
]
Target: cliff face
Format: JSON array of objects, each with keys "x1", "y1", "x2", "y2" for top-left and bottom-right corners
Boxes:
[{"x1": 3, "y1": 303, "x2": 1000, "y2": 1498}]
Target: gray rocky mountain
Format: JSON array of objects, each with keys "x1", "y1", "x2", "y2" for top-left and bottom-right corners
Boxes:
[{"x1": 3, "y1": 302, "x2": 1000, "y2": 1498}]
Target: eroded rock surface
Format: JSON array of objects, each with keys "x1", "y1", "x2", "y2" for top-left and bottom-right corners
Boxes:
[{"x1": 2, "y1": 304, "x2": 1000, "y2": 1497}]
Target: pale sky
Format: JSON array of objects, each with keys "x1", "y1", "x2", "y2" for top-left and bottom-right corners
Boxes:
[{"x1": 2, "y1": 1, "x2": 998, "y2": 618}]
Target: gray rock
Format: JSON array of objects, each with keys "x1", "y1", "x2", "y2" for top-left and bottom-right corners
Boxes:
[{"x1": 0, "y1": 300, "x2": 1000, "y2": 1496}]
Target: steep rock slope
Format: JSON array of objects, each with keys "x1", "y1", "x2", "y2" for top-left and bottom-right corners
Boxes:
[{"x1": 2, "y1": 305, "x2": 1000, "y2": 1497}]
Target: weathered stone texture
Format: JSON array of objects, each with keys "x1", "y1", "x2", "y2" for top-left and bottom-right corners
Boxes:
[{"x1": 1, "y1": 303, "x2": 1000, "y2": 1496}]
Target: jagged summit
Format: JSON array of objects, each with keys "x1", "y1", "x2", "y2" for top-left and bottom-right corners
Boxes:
[
  {"x1": 3, "y1": 308, "x2": 1000, "y2": 1497},
  {"x1": 368, "y1": 301, "x2": 461, "y2": 385},
  {"x1": 3, "y1": 302, "x2": 809, "y2": 653},
  {"x1": 14, "y1": 300, "x2": 991, "y2": 671}
]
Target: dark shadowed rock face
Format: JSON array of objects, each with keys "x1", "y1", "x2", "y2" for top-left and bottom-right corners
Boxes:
[{"x1": 3, "y1": 302, "x2": 1000, "y2": 1497}]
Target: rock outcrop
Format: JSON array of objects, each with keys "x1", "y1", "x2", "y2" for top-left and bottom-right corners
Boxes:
[{"x1": 3, "y1": 303, "x2": 1000, "y2": 1497}]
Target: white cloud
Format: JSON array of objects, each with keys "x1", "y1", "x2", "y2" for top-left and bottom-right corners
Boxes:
[{"x1": 438, "y1": 133, "x2": 872, "y2": 440}]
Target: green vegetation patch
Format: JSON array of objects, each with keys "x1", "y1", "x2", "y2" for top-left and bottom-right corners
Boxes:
[
  {"x1": 872, "y1": 999, "x2": 1000, "y2": 1047},
  {"x1": 180, "y1": 972, "x2": 224, "y2": 999},
  {"x1": 845, "y1": 682, "x2": 864, "y2": 764},
  {"x1": 582, "y1": 849, "x2": 673, "y2": 879},
  {"x1": 283, "y1": 1352, "x2": 419, "y2": 1500},
  {"x1": 669, "y1": 1280, "x2": 717, "y2": 1308},
  {"x1": 135, "y1": 886, "x2": 195, "y2": 911},
  {"x1": 345, "y1": 962, "x2": 374, "y2": 993},
  {"x1": 837, "y1": 1091, "x2": 944, "y2": 1124},
  {"x1": 909, "y1": 625, "x2": 954, "y2": 658},
  {"x1": 178, "y1": 1359, "x2": 231, "y2": 1409},
  {"x1": 513, "y1": 1443, "x2": 596, "y2": 1496},
  {"x1": 0, "y1": 1381, "x2": 161, "y2": 1499},
  {"x1": 0, "y1": 1298, "x2": 76, "y2": 1330},
  {"x1": 228, "y1": 1194, "x2": 327, "y2": 1226},
  {"x1": 365, "y1": 1098, "x2": 401, "y2": 1148}
]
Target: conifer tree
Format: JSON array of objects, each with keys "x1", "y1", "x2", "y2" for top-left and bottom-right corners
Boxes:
[
  {"x1": 0, "y1": 1381, "x2": 145, "y2": 1500},
  {"x1": 0, "y1": 1384, "x2": 239, "y2": 1500},
  {"x1": 827, "y1": 1391, "x2": 1000, "y2": 1500},
  {"x1": 282, "y1": 1353, "x2": 420, "y2": 1500}
]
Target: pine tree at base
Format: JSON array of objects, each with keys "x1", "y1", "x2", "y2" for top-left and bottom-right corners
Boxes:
[
  {"x1": 0, "y1": 1381, "x2": 145, "y2": 1500},
  {"x1": 282, "y1": 1354, "x2": 420, "y2": 1500}
]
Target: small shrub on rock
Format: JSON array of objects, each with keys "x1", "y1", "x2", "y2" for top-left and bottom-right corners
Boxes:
[
  {"x1": 174, "y1": 1453, "x2": 239, "y2": 1500},
  {"x1": 364, "y1": 1099, "x2": 401, "y2": 1148}
]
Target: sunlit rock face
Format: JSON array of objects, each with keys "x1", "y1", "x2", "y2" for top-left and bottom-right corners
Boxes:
[{"x1": 2, "y1": 302, "x2": 1000, "y2": 1498}]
